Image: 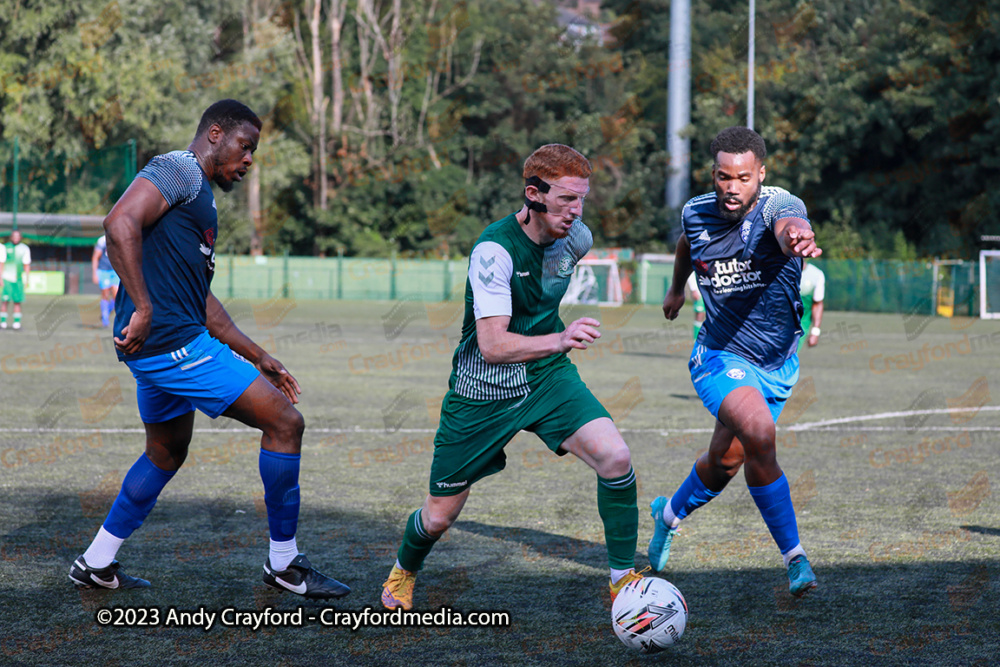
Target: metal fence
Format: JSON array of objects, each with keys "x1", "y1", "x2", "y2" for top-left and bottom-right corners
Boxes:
[{"x1": 35, "y1": 255, "x2": 980, "y2": 317}]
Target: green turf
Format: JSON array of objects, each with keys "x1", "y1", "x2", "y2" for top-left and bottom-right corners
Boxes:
[{"x1": 1, "y1": 295, "x2": 998, "y2": 665}]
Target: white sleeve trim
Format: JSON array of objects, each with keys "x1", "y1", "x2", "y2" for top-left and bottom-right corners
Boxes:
[
  {"x1": 813, "y1": 267, "x2": 825, "y2": 302},
  {"x1": 470, "y1": 241, "x2": 513, "y2": 320}
]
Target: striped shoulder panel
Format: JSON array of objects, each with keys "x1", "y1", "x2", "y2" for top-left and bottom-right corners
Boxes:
[{"x1": 137, "y1": 150, "x2": 204, "y2": 208}]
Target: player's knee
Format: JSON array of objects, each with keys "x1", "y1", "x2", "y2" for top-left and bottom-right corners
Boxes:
[
  {"x1": 708, "y1": 449, "x2": 743, "y2": 476},
  {"x1": 601, "y1": 442, "x2": 633, "y2": 478},
  {"x1": 145, "y1": 442, "x2": 189, "y2": 471},
  {"x1": 739, "y1": 419, "x2": 776, "y2": 453},
  {"x1": 422, "y1": 509, "x2": 455, "y2": 537},
  {"x1": 274, "y1": 406, "x2": 305, "y2": 444}
]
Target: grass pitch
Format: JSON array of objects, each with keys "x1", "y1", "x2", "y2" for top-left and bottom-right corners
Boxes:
[{"x1": 1, "y1": 295, "x2": 998, "y2": 665}]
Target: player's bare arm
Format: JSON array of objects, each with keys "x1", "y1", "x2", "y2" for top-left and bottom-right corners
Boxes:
[
  {"x1": 205, "y1": 291, "x2": 301, "y2": 404},
  {"x1": 808, "y1": 298, "x2": 825, "y2": 347},
  {"x1": 775, "y1": 217, "x2": 822, "y2": 258},
  {"x1": 476, "y1": 314, "x2": 601, "y2": 365},
  {"x1": 91, "y1": 246, "x2": 101, "y2": 284},
  {"x1": 663, "y1": 233, "x2": 692, "y2": 320},
  {"x1": 104, "y1": 178, "x2": 171, "y2": 354}
]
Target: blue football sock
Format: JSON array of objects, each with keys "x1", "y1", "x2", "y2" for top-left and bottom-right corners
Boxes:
[
  {"x1": 259, "y1": 449, "x2": 301, "y2": 542},
  {"x1": 748, "y1": 473, "x2": 800, "y2": 555},
  {"x1": 103, "y1": 454, "x2": 176, "y2": 539},
  {"x1": 669, "y1": 462, "x2": 720, "y2": 521},
  {"x1": 100, "y1": 299, "x2": 112, "y2": 326}
]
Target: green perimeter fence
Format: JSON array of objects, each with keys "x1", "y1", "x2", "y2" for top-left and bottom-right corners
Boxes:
[{"x1": 36, "y1": 255, "x2": 980, "y2": 317}]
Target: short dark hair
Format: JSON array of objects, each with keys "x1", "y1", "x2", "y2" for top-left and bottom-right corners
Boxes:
[
  {"x1": 710, "y1": 126, "x2": 766, "y2": 164},
  {"x1": 195, "y1": 99, "x2": 262, "y2": 138}
]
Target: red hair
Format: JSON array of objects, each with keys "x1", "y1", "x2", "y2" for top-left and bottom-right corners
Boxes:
[{"x1": 523, "y1": 144, "x2": 592, "y2": 182}]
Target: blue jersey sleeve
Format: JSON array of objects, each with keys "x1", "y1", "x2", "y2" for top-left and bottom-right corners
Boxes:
[
  {"x1": 760, "y1": 188, "x2": 808, "y2": 229},
  {"x1": 137, "y1": 151, "x2": 204, "y2": 208}
]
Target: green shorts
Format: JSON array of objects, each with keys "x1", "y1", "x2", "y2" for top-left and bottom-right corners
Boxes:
[
  {"x1": 428, "y1": 364, "x2": 611, "y2": 496},
  {"x1": 1, "y1": 281, "x2": 24, "y2": 303}
]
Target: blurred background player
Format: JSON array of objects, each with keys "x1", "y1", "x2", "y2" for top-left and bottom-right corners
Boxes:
[
  {"x1": 1, "y1": 229, "x2": 31, "y2": 330},
  {"x1": 92, "y1": 234, "x2": 120, "y2": 328},
  {"x1": 69, "y1": 100, "x2": 349, "y2": 600},
  {"x1": 798, "y1": 258, "x2": 825, "y2": 350},
  {"x1": 381, "y1": 144, "x2": 641, "y2": 611},
  {"x1": 685, "y1": 271, "x2": 705, "y2": 340},
  {"x1": 649, "y1": 127, "x2": 821, "y2": 597}
]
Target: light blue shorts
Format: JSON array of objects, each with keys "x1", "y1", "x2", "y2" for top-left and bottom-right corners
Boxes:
[
  {"x1": 688, "y1": 345, "x2": 799, "y2": 423},
  {"x1": 125, "y1": 331, "x2": 259, "y2": 423},
  {"x1": 97, "y1": 269, "x2": 120, "y2": 290}
]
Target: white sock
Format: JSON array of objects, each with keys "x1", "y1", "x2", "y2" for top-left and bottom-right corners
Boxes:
[
  {"x1": 82, "y1": 527, "x2": 125, "y2": 569},
  {"x1": 661, "y1": 499, "x2": 680, "y2": 528},
  {"x1": 782, "y1": 544, "x2": 806, "y2": 568},
  {"x1": 610, "y1": 567, "x2": 634, "y2": 584},
  {"x1": 269, "y1": 538, "x2": 298, "y2": 571}
]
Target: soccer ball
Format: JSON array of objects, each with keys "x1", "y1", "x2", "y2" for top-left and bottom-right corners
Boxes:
[{"x1": 611, "y1": 577, "x2": 688, "y2": 653}]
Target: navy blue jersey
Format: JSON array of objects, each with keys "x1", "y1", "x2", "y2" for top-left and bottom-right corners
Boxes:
[
  {"x1": 114, "y1": 150, "x2": 218, "y2": 360},
  {"x1": 683, "y1": 186, "x2": 808, "y2": 371}
]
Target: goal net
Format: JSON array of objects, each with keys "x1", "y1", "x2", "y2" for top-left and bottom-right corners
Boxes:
[
  {"x1": 562, "y1": 258, "x2": 624, "y2": 306},
  {"x1": 980, "y1": 250, "x2": 1000, "y2": 319}
]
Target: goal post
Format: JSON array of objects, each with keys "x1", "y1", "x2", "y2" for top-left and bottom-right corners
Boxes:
[
  {"x1": 980, "y1": 250, "x2": 1000, "y2": 319},
  {"x1": 562, "y1": 258, "x2": 624, "y2": 306}
]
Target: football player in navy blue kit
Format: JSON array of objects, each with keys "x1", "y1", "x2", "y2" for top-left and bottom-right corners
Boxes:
[
  {"x1": 648, "y1": 126, "x2": 821, "y2": 597},
  {"x1": 69, "y1": 100, "x2": 349, "y2": 600}
]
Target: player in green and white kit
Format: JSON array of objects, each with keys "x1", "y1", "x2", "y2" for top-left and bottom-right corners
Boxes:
[
  {"x1": 798, "y1": 259, "x2": 825, "y2": 351},
  {"x1": 1, "y1": 230, "x2": 31, "y2": 330},
  {"x1": 381, "y1": 145, "x2": 643, "y2": 610}
]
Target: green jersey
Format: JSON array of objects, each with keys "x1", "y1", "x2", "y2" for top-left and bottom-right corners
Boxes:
[
  {"x1": 2, "y1": 242, "x2": 30, "y2": 283},
  {"x1": 449, "y1": 213, "x2": 593, "y2": 400}
]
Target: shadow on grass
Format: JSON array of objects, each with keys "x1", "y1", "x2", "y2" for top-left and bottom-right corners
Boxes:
[
  {"x1": 453, "y1": 520, "x2": 605, "y2": 569},
  {"x1": 2, "y1": 492, "x2": 1000, "y2": 667}
]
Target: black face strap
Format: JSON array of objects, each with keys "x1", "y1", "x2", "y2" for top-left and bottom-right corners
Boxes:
[{"x1": 523, "y1": 175, "x2": 550, "y2": 224}]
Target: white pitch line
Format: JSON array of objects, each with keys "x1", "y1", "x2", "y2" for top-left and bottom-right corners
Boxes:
[
  {"x1": 2, "y1": 406, "x2": 998, "y2": 437},
  {"x1": 795, "y1": 425, "x2": 1000, "y2": 432},
  {"x1": 786, "y1": 406, "x2": 1000, "y2": 431}
]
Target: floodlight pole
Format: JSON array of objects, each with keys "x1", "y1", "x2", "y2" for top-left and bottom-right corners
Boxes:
[
  {"x1": 666, "y1": 0, "x2": 691, "y2": 215},
  {"x1": 748, "y1": 0, "x2": 755, "y2": 130},
  {"x1": 12, "y1": 136, "x2": 18, "y2": 230}
]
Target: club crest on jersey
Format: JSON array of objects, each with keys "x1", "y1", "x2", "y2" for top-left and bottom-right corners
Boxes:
[
  {"x1": 740, "y1": 219, "x2": 753, "y2": 242},
  {"x1": 726, "y1": 368, "x2": 746, "y2": 380},
  {"x1": 556, "y1": 254, "x2": 575, "y2": 278}
]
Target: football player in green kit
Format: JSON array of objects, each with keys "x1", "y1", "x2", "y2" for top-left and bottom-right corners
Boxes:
[{"x1": 381, "y1": 144, "x2": 642, "y2": 610}]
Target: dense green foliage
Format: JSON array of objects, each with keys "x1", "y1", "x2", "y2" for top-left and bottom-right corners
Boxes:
[{"x1": 1, "y1": 0, "x2": 996, "y2": 258}]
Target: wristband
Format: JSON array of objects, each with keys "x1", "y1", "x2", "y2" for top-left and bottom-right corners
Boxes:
[{"x1": 810, "y1": 326, "x2": 821, "y2": 336}]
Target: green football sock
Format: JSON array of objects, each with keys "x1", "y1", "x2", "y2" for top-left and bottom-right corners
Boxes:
[
  {"x1": 396, "y1": 508, "x2": 440, "y2": 572},
  {"x1": 693, "y1": 321, "x2": 702, "y2": 340},
  {"x1": 597, "y1": 467, "x2": 638, "y2": 570},
  {"x1": 14, "y1": 312, "x2": 20, "y2": 325}
]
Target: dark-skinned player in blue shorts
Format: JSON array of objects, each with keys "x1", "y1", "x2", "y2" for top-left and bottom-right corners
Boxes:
[
  {"x1": 69, "y1": 100, "x2": 349, "y2": 600},
  {"x1": 648, "y1": 126, "x2": 821, "y2": 597}
]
